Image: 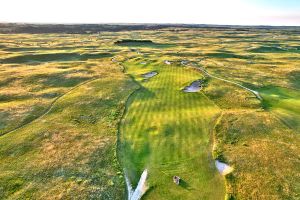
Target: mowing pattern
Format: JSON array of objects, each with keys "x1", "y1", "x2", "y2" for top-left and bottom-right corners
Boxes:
[{"x1": 120, "y1": 59, "x2": 225, "y2": 199}]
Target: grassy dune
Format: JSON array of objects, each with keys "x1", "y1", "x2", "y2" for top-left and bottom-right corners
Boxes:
[
  {"x1": 203, "y1": 77, "x2": 300, "y2": 199},
  {"x1": 0, "y1": 56, "x2": 136, "y2": 198},
  {"x1": 120, "y1": 58, "x2": 225, "y2": 199},
  {"x1": 0, "y1": 33, "x2": 116, "y2": 136},
  {"x1": 0, "y1": 28, "x2": 299, "y2": 199}
]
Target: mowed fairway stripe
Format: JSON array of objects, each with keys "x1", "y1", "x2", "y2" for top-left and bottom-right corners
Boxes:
[{"x1": 120, "y1": 59, "x2": 225, "y2": 199}]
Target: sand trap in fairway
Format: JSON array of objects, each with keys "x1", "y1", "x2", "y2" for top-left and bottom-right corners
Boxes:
[
  {"x1": 181, "y1": 60, "x2": 188, "y2": 65},
  {"x1": 164, "y1": 60, "x2": 171, "y2": 65},
  {"x1": 183, "y1": 80, "x2": 202, "y2": 92},
  {"x1": 215, "y1": 160, "x2": 233, "y2": 175},
  {"x1": 142, "y1": 71, "x2": 158, "y2": 79},
  {"x1": 191, "y1": 63, "x2": 263, "y2": 100}
]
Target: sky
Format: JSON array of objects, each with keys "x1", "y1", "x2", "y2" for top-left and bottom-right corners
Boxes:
[{"x1": 0, "y1": 0, "x2": 299, "y2": 26}]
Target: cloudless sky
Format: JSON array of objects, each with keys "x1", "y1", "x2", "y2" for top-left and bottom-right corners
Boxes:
[{"x1": 0, "y1": 0, "x2": 299, "y2": 26}]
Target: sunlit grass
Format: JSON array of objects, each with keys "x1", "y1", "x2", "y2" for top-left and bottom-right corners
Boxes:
[
  {"x1": 0, "y1": 28, "x2": 299, "y2": 199},
  {"x1": 120, "y1": 58, "x2": 225, "y2": 199},
  {"x1": 0, "y1": 60, "x2": 136, "y2": 198}
]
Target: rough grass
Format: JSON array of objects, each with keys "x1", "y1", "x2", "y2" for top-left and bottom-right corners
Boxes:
[
  {"x1": 0, "y1": 28, "x2": 299, "y2": 199},
  {"x1": 0, "y1": 33, "x2": 136, "y2": 199},
  {"x1": 203, "y1": 77, "x2": 299, "y2": 199},
  {"x1": 0, "y1": 62, "x2": 136, "y2": 199},
  {"x1": 1, "y1": 52, "x2": 112, "y2": 63},
  {"x1": 214, "y1": 110, "x2": 299, "y2": 199},
  {"x1": 120, "y1": 58, "x2": 225, "y2": 200},
  {"x1": 0, "y1": 34, "x2": 115, "y2": 135}
]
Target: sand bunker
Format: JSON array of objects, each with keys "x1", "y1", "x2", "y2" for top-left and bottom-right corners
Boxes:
[
  {"x1": 181, "y1": 60, "x2": 188, "y2": 65},
  {"x1": 192, "y1": 64, "x2": 263, "y2": 100},
  {"x1": 125, "y1": 169, "x2": 148, "y2": 200},
  {"x1": 111, "y1": 57, "x2": 117, "y2": 63},
  {"x1": 215, "y1": 160, "x2": 233, "y2": 176},
  {"x1": 183, "y1": 80, "x2": 202, "y2": 92},
  {"x1": 164, "y1": 60, "x2": 171, "y2": 65},
  {"x1": 251, "y1": 90, "x2": 263, "y2": 100},
  {"x1": 142, "y1": 71, "x2": 158, "y2": 79},
  {"x1": 140, "y1": 62, "x2": 147, "y2": 65}
]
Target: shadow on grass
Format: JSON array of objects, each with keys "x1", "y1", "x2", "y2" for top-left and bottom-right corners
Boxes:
[
  {"x1": 204, "y1": 52, "x2": 253, "y2": 59},
  {"x1": 179, "y1": 179, "x2": 192, "y2": 190},
  {"x1": 1, "y1": 52, "x2": 112, "y2": 64},
  {"x1": 24, "y1": 71, "x2": 90, "y2": 88},
  {"x1": 115, "y1": 39, "x2": 176, "y2": 49},
  {"x1": 250, "y1": 46, "x2": 300, "y2": 53},
  {"x1": 133, "y1": 86, "x2": 156, "y2": 101},
  {"x1": 288, "y1": 70, "x2": 300, "y2": 90},
  {"x1": 140, "y1": 185, "x2": 156, "y2": 199},
  {"x1": 120, "y1": 139, "x2": 151, "y2": 186}
]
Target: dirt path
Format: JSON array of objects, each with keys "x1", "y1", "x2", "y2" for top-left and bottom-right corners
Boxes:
[
  {"x1": 0, "y1": 78, "x2": 97, "y2": 137},
  {"x1": 189, "y1": 62, "x2": 262, "y2": 100}
]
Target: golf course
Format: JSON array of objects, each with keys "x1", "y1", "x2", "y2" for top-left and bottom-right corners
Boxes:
[{"x1": 0, "y1": 24, "x2": 299, "y2": 199}]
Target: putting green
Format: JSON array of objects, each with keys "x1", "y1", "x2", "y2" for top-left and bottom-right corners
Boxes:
[{"x1": 120, "y1": 58, "x2": 225, "y2": 199}]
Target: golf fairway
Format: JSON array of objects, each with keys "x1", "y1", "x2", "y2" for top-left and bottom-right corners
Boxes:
[{"x1": 119, "y1": 58, "x2": 225, "y2": 199}]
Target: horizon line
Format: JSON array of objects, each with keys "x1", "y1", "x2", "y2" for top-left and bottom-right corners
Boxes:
[{"x1": 1, "y1": 21, "x2": 300, "y2": 27}]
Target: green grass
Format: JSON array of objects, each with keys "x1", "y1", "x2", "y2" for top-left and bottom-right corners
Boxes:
[
  {"x1": 213, "y1": 109, "x2": 299, "y2": 199},
  {"x1": 250, "y1": 46, "x2": 300, "y2": 53},
  {"x1": 203, "y1": 77, "x2": 299, "y2": 199},
  {"x1": 0, "y1": 72, "x2": 136, "y2": 199},
  {"x1": 1, "y1": 52, "x2": 112, "y2": 63},
  {"x1": 204, "y1": 52, "x2": 252, "y2": 59},
  {"x1": 114, "y1": 39, "x2": 176, "y2": 48},
  {"x1": 0, "y1": 28, "x2": 299, "y2": 199},
  {"x1": 0, "y1": 38, "x2": 136, "y2": 198},
  {"x1": 120, "y1": 58, "x2": 225, "y2": 199},
  {"x1": 259, "y1": 86, "x2": 300, "y2": 131}
]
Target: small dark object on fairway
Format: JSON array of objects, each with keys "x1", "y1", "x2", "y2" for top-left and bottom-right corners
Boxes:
[{"x1": 173, "y1": 176, "x2": 180, "y2": 185}]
